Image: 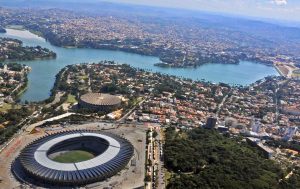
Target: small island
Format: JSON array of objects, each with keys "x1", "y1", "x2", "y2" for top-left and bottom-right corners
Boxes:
[{"x1": 0, "y1": 37, "x2": 56, "y2": 62}]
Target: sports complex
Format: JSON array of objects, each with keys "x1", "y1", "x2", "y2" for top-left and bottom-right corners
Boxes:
[
  {"x1": 12, "y1": 130, "x2": 134, "y2": 186},
  {"x1": 79, "y1": 93, "x2": 121, "y2": 112}
]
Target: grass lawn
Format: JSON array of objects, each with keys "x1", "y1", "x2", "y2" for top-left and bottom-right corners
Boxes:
[
  {"x1": 0, "y1": 103, "x2": 21, "y2": 113},
  {"x1": 77, "y1": 75, "x2": 88, "y2": 80},
  {"x1": 130, "y1": 97, "x2": 143, "y2": 107},
  {"x1": 52, "y1": 150, "x2": 95, "y2": 163},
  {"x1": 66, "y1": 94, "x2": 77, "y2": 104},
  {"x1": 165, "y1": 171, "x2": 172, "y2": 186}
]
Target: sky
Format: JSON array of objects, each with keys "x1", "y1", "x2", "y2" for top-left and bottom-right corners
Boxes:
[{"x1": 105, "y1": 0, "x2": 300, "y2": 22}]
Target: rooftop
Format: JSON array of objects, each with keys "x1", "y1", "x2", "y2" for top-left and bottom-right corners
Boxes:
[{"x1": 80, "y1": 93, "x2": 121, "y2": 106}]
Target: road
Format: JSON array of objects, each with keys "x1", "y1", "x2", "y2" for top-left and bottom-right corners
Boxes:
[
  {"x1": 216, "y1": 91, "x2": 230, "y2": 117},
  {"x1": 155, "y1": 127, "x2": 165, "y2": 189},
  {"x1": 0, "y1": 106, "x2": 74, "y2": 154},
  {"x1": 117, "y1": 98, "x2": 146, "y2": 123},
  {"x1": 274, "y1": 80, "x2": 287, "y2": 124},
  {"x1": 45, "y1": 92, "x2": 65, "y2": 108},
  {"x1": 25, "y1": 112, "x2": 76, "y2": 133},
  {"x1": 0, "y1": 119, "x2": 148, "y2": 189},
  {"x1": 145, "y1": 125, "x2": 165, "y2": 189},
  {"x1": 275, "y1": 86, "x2": 279, "y2": 124}
]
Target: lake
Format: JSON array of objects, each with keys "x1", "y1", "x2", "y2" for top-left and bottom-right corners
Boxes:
[{"x1": 0, "y1": 29, "x2": 279, "y2": 102}]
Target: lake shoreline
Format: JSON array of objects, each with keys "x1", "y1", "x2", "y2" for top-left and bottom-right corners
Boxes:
[
  {"x1": 11, "y1": 26, "x2": 277, "y2": 70},
  {"x1": 0, "y1": 28, "x2": 280, "y2": 102}
]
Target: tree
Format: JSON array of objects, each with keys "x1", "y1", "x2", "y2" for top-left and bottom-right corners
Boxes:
[{"x1": 164, "y1": 127, "x2": 285, "y2": 189}]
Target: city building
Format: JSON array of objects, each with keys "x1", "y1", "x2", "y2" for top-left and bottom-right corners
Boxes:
[
  {"x1": 282, "y1": 127, "x2": 298, "y2": 141},
  {"x1": 15, "y1": 130, "x2": 134, "y2": 186},
  {"x1": 204, "y1": 117, "x2": 217, "y2": 129},
  {"x1": 79, "y1": 93, "x2": 121, "y2": 112},
  {"x1": 251, "y1": 118, "x2": 261, "y2": 133},
  {"x1": 246, "y1": 137, "x2": 274, "y2": 159}
]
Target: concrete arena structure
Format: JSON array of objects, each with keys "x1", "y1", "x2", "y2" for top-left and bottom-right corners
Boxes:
[
  {"x1": 17, "y1": 130, "x2": 134, "y2": 186},
  {"x1": 79, "y1": 93, "x2": 121, "y2": 112}
]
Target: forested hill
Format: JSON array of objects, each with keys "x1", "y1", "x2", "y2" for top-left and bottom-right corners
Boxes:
[{"x1": 164, "y1": 127, "x2": 300, "y2": 189}]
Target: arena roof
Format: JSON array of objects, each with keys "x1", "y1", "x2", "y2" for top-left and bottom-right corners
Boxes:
[
  {"x1": 80, "y1": 93, "x2": 121, "y2": 106},
  {"x1": 34, "y1": 133, "x2": 120, "y2": 171},
  {"x1": 18, "y1": 130, "x2": 134, "y2": 186}
]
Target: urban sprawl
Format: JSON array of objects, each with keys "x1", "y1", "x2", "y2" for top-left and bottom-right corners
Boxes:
[{"x1": 1, "y1": 6, "x2": 300, "y2": 189}]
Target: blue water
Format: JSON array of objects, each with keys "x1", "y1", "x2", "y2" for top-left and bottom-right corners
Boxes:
[{"x1": 0, "y1": 29, "x2": 279, "y2": 102}]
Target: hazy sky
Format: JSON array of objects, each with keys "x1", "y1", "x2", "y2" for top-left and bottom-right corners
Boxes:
[{"x1": 106, "y1": 0, "x2": 300, "y2": 21}]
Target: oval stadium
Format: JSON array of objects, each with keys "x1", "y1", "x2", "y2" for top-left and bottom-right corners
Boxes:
[
  {"x1": 15, "y1": 130, "x2": 134, "y2": 186},
  {"x1": 79, "y1": 93, "x2": 121, "y2": 112}
]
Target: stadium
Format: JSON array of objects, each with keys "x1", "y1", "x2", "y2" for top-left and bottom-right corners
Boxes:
[
  {"x1": 79, "y1": 93, "x2": 121, "y2": 112},
  {"x1": 14, "y1": 130, "x2": 134, "y2": 186}
]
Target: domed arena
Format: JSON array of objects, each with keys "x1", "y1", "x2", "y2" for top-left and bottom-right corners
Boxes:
[
  {"x1": 13, "y1": 130, "x2": 134, "y2": 186},
  {"x1": 79, "y1": 93, "x2": 121, "y2": 112}
]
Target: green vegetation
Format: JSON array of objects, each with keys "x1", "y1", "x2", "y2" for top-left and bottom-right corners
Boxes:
[
  {"x1": 0, "y1": 107, "x2": 33, "y2": 145},
  {"x1": 152, "y1": 130, "x2": 158, "y2": 138},
  {"x1": 29, "y1": 30, "x2": 43, "y2": 37},
  {"x1": 77, "y1": 75, "x2": 88, "y2": 80},
  {"x1": 154, "y1": 78, "x2": 182, "y2": 94},
  {"x1": 16, "y1": 84, "x2": 28, "y2": 98},
  {"x1": 66, "y1": 94, "x2": 77, "y2": 104},
  {"x1": 52, "y1": 150, "x2": 95, "y2": 163},
  {"x1": 0, "y1": 103, "x2": 13, "y2": 113},
  {"x1": 0, "y1": 62, "x2": 23, "y2": 71},
  {"x1": 280, "y1": 167, "x2": 300, "y2": 189},
  {"x1": 44, "y1": 68, "x2": 67, "y2": 104},
  {"x1": 266, "y1": 140, "x2": 300, "y2": 153},
  {"x1": 164, "y1": 127, "x2": 289, "y2": 189},
  {"x1": 0, "y1": 103, "x2": 21, "y2": 113},
  {"x1": 0, "y1": 38, "x2": 56, "y2": 62}
]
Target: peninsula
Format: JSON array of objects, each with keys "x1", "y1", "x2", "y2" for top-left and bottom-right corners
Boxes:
[
  {"x1": 0, "y1": 37, "x2": 56, "y2": 62},
  {"x1": 0, "y1": 7, "x2": 298, "y2": 68}
]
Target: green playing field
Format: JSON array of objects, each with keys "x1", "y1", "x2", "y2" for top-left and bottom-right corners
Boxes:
[{"x1": 52, "y1": 150, "x2": 95, "y2": 163}]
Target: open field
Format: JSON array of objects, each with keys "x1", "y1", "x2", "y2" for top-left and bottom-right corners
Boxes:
[
  {"x1": 0, "y1": 103, "x2": 12, "y2": 113},
  {"x1": 66, "y1": 94, "x2": 77, "y2": 104},
  {"x1": 52, "y1": 150, "x2": 95, "y2": 163},
  {"x1": 0, "y1": 103, "x2": 21, "y2": 113},
  {"x1": 275, "y1": 62, "x2": 300, "y2": 78},
  {"x1": 77, "y1": 75, "x2": 88, "y2": 80},
  {"x1": 275, "y1": 64, "x2": 289, "y2": 76}
]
